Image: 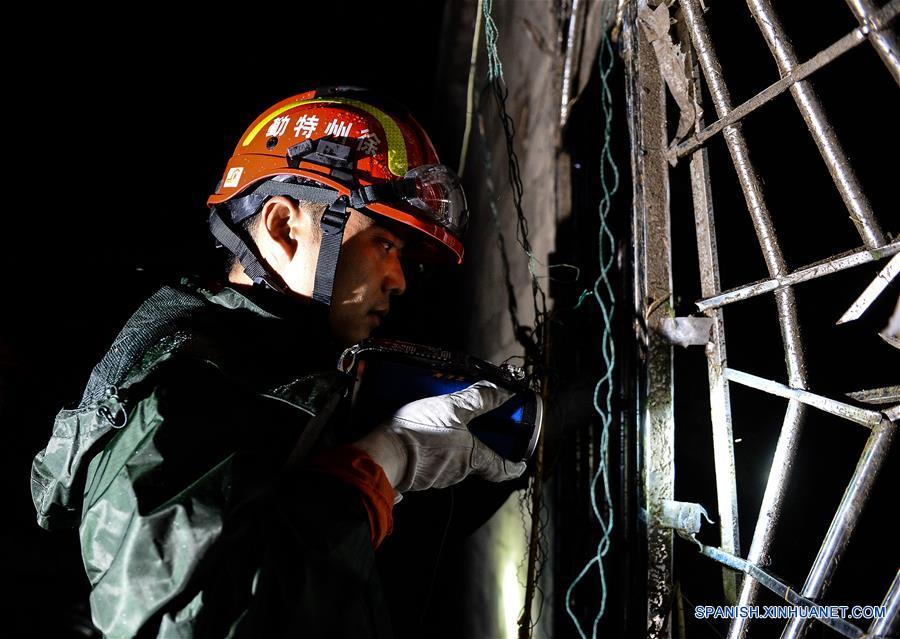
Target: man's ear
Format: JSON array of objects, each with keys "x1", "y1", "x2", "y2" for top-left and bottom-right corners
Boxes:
[{"x1": 258, "y1": 196, "x2": 300, "y2": 270}]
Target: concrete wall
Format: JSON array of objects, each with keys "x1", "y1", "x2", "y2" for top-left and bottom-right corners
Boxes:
[{"x1": 435, "y1": 1, "x2": 616, "y2": 636}]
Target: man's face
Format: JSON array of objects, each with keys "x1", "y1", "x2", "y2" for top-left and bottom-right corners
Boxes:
[{"x1": 328, "y1": 210, "x2": 407, "y2": 345}]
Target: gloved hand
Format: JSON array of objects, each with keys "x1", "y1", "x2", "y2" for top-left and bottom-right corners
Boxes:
[{"x1": 354, "y1": 380, "x2": 528, "y2": 496}]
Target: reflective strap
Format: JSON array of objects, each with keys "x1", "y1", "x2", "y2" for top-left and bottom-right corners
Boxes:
[
  {"x1": 208, "y1": 207, "x2": 284, "y2": 292},
  {"x1": 323, "y1": 97, "x2": 409, "y2": 176},
  {"x1": 312, "y1": 197, "x2": 350, "y2": 305}
]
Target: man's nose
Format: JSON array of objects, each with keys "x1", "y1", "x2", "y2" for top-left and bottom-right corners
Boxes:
[{"x1": 384, "y1": 254, "x2": 407, "y2": 296}]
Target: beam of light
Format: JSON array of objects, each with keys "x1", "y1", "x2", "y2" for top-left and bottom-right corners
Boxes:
[{"x1": 502, "y1": 559, "x2": 523, "y2": 639}]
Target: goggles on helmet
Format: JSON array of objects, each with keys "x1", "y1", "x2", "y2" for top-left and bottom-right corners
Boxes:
[{"x1": 350, "y1": 164, "x2": 468, "y2": 238}]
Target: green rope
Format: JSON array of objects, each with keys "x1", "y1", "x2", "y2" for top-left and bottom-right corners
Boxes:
[
  {"x1": 483, "y1": 0, "x2": 504, "y2": 82},
  {"x1": 566, "y1": 31, "x2": 620, "y2": 639}
]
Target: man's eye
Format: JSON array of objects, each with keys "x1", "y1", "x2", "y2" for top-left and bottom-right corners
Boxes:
[{"x1": 378, "y1": 239, "x2": 395, "y2": 252}]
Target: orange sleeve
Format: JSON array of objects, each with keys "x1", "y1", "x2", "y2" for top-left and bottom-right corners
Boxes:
[{"x1": 305, "y1": 445, "x2": 395, "y2": 548}]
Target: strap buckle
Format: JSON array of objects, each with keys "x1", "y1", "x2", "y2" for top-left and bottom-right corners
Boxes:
[
  {"x1": 349, "y1": 179, "x2": 417, "y2": 209},
  {"x1": 321, "y1": 197, "x2": 350, "y2": 236}
]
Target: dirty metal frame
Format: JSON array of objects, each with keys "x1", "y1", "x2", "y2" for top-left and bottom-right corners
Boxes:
[
  {"x1": 697, "y1": 244, "x2": 900, "y2": 313},
  {"x1": 676, "y1": 6, "x2": 742, "y2": 607},
  {"x1": 669, "y1": 1, "x2": 900, "y2": 165},
  {"x1": 845, "y1": 0, "x2": 900, "y2": 86},
  {"x1": 623, "y1": 0, "x2": 899, "y2": 637},
  {"x1": 870, "y1": 570, "x2": 900, "y2": 638},
  {"x1": 622, "y1": 1, "x2": 675, "y2": 635}
]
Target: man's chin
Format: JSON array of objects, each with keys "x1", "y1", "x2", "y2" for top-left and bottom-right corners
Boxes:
[{"x1": 333, "y1": 322, "x2": 375, "y2": 347}]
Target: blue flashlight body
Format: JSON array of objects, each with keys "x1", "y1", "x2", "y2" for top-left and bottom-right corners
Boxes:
[{"x1": 338, "y1": 339, "x2": 542, "y2": 462}]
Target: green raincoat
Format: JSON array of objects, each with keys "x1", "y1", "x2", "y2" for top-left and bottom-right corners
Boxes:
[{"x1": 31, "y1": 280, "x2": 393, "y2": 638}]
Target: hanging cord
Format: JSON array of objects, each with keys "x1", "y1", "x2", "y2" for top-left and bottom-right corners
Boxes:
[
  {"x1": 475, "y1": 104, "x2": 530, "y2": 354},
  {"x1": 516, "y1": 476, "x2": 551, "y2": 632},
  {"x1": 458, "y1": 0, "x2": 484, "y2": 177},
  {"x1": 517, "y1": 340, "x2": 552, "y2": 639},
  {"x1": 475, "y1": 91, "x2": 575, "y2": 377},
  {"x1": 479, "y1": 4, "x2": 552, "y2": 637},
  {"x1": 566, "y1": 32, "x2": 620, "y2": 639},
  {"x1": 483, "y1": 0, "x2": 548, "y2": 382},
  {"x1": 475, "y1": 99, "x2": 550, "y2": 639},
  {"x1": 480, "y1": 0, "x2": 584, "y2": 380}
]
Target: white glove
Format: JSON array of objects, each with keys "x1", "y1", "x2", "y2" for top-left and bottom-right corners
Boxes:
[{"x1": 354, "y1": 380, "x2": 528, "y2": 496}]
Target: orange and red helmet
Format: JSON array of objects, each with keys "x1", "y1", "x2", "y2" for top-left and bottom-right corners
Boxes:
[{"x1": 208, "y1": 87, "x2": 467, "y2": 266}]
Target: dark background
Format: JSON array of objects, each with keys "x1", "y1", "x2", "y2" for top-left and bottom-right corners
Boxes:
[
  {"x1": 2, "y1": 3, "x2": 458, "y2": 635},
  {"x1": 2, "y1": 2, "x2": 897, "y2": 637}
]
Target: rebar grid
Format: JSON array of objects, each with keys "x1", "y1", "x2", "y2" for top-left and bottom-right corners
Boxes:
[
  {"x1": 626, "y1": 0, "x2": 898, "y2": 637},
  {"x1": 698, "y1": 546, "x2": 870, "y2": 638},
  {"x1": 696, "y1": 242, "x2": 900, "y2": 312},
  {"x1": 724, "y1": 369, "x2": 887, "y2": 428},
  {"x1": 745, "y1": 0, "x2": 884, "y2": 249},
  {"x1": 845, "y1": 0, "x2": 900, "y2": 84},
  {"x1": 869, "y1": 571, "x2": 900, "y2": 637},
  {"x1": 679, "y1": 3, "x2": 810, "y2": 636},
  {"x1": 721, "y1": 368, "x2": 898, "y2": 639},
  {"x1": 780, "y1": 419, "x2": 896, "y2": 639},
  {"x1": 678, "y1": 6, "x2": 741, "y2": 604},
  {"x1": 669, "y1": 1, "x2": 900, "y2": 163}
]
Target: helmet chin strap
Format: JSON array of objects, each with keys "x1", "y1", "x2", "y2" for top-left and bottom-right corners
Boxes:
[
  {"x1": 210, "y1": 199, "x2": 350, "y2": 305},
  {"x1": 312, "y1": 195, "x2": 350, "y2": 305},
  {"x1": 210, "y1": 177, "x2": 352, "y2": 305},
  {"x1": 208, "y1": 205, "x2": 290, "y2": 294}
]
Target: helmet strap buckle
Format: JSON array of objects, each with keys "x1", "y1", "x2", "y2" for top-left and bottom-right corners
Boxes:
[{"x1": 349, "y1": 179, "x2": 416, "y2": 209}]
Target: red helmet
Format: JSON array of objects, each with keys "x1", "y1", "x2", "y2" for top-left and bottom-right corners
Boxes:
[{"x1": 208, "y1": 87, "x2": 467, "y2": 264}]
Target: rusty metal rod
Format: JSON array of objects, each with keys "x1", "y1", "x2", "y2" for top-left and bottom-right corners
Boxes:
[
  {"x1": 734, "y1": 399, "x2": 808, "y2": 639},
  {"x1": 780, "y1": 419, "x2": 896, "y2": 639},
  {"x1": 837, "y1": 252, "x2": 900, "y2": 324},
  {"x1": 682, "y1": 0, "x2": 787, "y2": 277},
  {"x1": 846, "y1": 385, "x2": 900, "y2": 405},
  {"x1": 696, "y1": 243, "x2": 900, "y2": 312},
  {"x1": 684, "y1": 35, "x2": 742, "y2": 599},
  {"x1": 697, "y1": 545, "x2": 866, "y2": 639},
  {"x1": 669, "y1": 0, "x2": 900, "y2": 162},
  {"x1": 746, "y1": 0, "x2": 886, "y2": 249},
  {"x1": 559, "y1": 0, "x2": 584, "y2": 126},
  {"x1": 845, "y1": 0, "x2": 900, "y2": 85},
  {"x1": 724, "y1": 369, "x2": 885, "y2": 428},
  {"x1": 679, "y1": 4, "x2": 810, "y2": 636},
  {"x1": 869, "y1": 570, "x2": 900, "y2": 638},
  {"x1": 625, "y1": 4, "x2": 677, "y2": 634},
  {"x1": 691, "y1": 147, "x2": 742, "y2": 604},
  {"x1": 668, "y1": 4, "x2": 900, "y2": 164}
]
